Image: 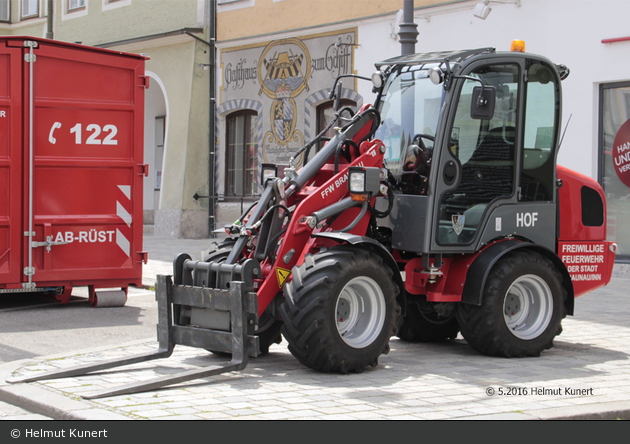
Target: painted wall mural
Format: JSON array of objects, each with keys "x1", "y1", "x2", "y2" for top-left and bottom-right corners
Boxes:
[
  {"x1": 219, "y1": 29, "x2": 359, "y2": 170},
  {"x1": 259, "y1": 38, "x2": 310, "y2": 163}
]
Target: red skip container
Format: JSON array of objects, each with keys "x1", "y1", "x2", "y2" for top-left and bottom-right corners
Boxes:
[{"x1": 0, "y1": 37, "x2": 147, "y2": 306}]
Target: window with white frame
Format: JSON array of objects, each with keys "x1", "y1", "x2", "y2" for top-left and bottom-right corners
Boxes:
[
  {"x1": 103, "y1": 0, "x2": 131, "y2": 12},
  {"x1": 226, "y1": 111, "x2": 258, "y2": 197},
  {"x1": 21, "y1": 0, "x2": 38, "y2": 18},
  {"x1": 68, "y1": 0, "x2": 86, "y2": 11},
  {"x1": 0, "y1": 0, "x2": 10, "y2": 22},
  {"x1": 218, "y1": 0, "x2": 255, "y2": 13}
]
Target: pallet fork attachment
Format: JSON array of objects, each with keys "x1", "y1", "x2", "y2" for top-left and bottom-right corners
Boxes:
[{"x1": 7, "y1": 266, "x2": 260, "y2": 399}]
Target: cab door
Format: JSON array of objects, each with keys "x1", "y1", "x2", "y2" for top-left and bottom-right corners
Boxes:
[{"x1": 430, "y1": 59, "x2": 524, "y2": 253}]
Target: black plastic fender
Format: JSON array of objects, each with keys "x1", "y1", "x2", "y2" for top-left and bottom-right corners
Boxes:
[
  {"x1": 311, "y1": 232, "x2": 407, "y2": 311},
  {"x1": 461, "y1": 240, "x2": 575, "y2": 316}
]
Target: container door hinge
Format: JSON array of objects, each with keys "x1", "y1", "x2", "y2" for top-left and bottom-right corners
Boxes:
[
  {"x1": 138, "y1": 75, "x2": 150, "y2": 88},
  {"x1": 138, "y1": 251, "x2": 148, "y2": 264},
  {"x1": 137, "y1": 164, "x2": 149, "y2": 177}
]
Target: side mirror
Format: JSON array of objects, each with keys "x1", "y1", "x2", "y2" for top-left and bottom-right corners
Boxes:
[{"x1": 470, "y1": 85, "x2": 496, "y2": 120}]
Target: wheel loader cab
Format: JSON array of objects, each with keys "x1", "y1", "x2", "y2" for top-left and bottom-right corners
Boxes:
[
  {"x1": 376, "y1": 49, "x2": 563, "y2": 254},
  {"x1": 433, "y1": 57, "x2": 561, "y2": 253}
]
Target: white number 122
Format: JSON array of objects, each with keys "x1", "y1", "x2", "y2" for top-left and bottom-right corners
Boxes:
[{"x1": 69, "y1": 123, "x2": 118, "y2": 145}]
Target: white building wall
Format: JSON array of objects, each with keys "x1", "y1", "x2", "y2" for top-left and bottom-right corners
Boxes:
[{"x1": 352, "y1": 0, "x2": 630, "y2": 180}]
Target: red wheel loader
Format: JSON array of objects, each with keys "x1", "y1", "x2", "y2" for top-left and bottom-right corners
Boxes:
[{"x1": 10, "y1": 45, "x2": 616, "y2": 398}]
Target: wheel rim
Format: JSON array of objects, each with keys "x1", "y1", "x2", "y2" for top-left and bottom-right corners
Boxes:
[
  {"x1": 503, "y1": 274, "x2": 553, "y2": 340},
  {"x1": 335, "y1": 276, "x2": 386, "y2": 349}
]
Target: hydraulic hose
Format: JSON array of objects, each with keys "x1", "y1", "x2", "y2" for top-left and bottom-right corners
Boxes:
[
  {"x1": 289, "y1": 108, "x2": 379, "y2": 193},
  {"x1": 340, "y1": 200, "x2": 370, "y2": 233},
  {"x1": 252, "y1": 203, "x2": 292, "y2": 232},
  {"x1": 369, "y1": 182, "x2": 394, "y2": 218},
  {"x1": 294, "y1": 105, "x2": 354, "y2": 166}
]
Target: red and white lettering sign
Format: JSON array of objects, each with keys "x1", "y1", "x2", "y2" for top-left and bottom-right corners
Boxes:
[
  {"x1": 560, "y1": 242, "x2": 605, "y2": 280},
  {"x1": 612, "y1": 119, "x2": 630, "y2": 187},
  {"x1": 559, "y1": 241, "x2": 615, "y2": 297}
]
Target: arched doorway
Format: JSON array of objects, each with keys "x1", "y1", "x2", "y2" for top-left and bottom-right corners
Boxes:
[{"x1": 143, "y1": 71, "x2": 168, "y2": 229}]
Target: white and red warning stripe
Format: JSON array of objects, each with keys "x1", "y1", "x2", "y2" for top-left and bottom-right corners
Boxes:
[{"x1": 116, "y1": 185, "x2": 132, "y2": 257}]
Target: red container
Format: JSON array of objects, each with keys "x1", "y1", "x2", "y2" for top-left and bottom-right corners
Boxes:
[{"x1": 0, "y1": 37, "x2": 147, "y2": 305}]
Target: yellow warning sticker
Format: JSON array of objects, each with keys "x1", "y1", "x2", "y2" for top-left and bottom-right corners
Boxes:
[{"x1": 276, "y1": 268, "x2": 291, "y2": 288}]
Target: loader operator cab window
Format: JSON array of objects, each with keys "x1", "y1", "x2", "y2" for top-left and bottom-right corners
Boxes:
[
  {"x1": 438, "y1": 63, "x2": 519, "y2": 245},
  {"x1": 375, "y1": 64, "x2": 444, "y2": 195},
  {"x1": 520, "y1": 62, "x2": 558, "y2": 202}
]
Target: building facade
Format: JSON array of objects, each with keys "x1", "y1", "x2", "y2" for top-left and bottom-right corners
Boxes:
[
  {"x1": 215, "y1": 0, "x2": 630, "y2": 261},
  {"x1": 1, "y1": 0, "x2": 213, "y2": 239},
  {"x1": 1, "y1": 0, "x2": 629, "y2": 261}
]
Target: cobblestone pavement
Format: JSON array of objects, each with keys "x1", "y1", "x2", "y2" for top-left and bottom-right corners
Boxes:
[
  {"x1": 0, "y1": 399, "x2": 50, "y2": 421},
  {"x1": 0, "y1": 235, "x2": 628, "y2": 420}
]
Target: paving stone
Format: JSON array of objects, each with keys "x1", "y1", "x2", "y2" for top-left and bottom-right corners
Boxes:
[{"x1": 2, "y1": 245, "x2": 629, "y2": 421}]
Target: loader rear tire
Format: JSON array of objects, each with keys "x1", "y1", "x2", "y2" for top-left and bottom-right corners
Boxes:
[
  {"x1": 456, "y1": 250, "x2": 566, "y2": 357},
  {"x1": 397, "y1": 300, "x2": 459, "y2": 342},
  {"x1": 280, "y1": 246, "x2": 402, "y2": 374}
]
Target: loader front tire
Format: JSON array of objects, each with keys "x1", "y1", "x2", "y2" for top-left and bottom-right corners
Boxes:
[
  {"x1": 456, "y1": 250, "x2": 566, "y2": 358},
  {"x1": 280, "y1": 247, "x2": 401, "y2": 373}
]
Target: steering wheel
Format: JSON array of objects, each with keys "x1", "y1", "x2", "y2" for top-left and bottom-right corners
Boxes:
[{"x1": 413, "y1": 134, "x2": 435, "y2": 152}]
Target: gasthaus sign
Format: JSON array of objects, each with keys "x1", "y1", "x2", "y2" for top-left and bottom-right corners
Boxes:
[{"x1": 219, "y1": 29, "x2": 358, "y2": 167}]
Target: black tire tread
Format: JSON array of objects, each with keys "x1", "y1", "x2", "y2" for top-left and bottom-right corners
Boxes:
[
  {"x1": 280, "y1": 246, "x2": 401, "y2": 374},
  {"x1": 456, "y1": 250, "x2": 567, "y2": 358}
]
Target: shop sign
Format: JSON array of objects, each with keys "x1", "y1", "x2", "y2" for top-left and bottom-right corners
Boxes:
[{"x1": 612, "y1": 119, "x2": 630, "y2": 187}]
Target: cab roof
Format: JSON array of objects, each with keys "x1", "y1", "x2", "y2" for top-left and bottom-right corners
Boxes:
[{"x1": 375, "y1": 47, "x2": 495, "y2": 69}]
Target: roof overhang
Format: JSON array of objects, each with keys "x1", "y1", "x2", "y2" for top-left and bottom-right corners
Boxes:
[{"x1": 96, "y1": 28, "x2": 209, "y2": 53}]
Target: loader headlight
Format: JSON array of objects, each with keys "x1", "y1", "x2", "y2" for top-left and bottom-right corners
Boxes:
[
  {"x1": 371, "y1": 71, "x2": 384, "y2": 89},
  {"x1": 349, "y1": 169, "x2": 367, "y2": 193},
  {"x1": 428, "y1": 67, "x2": 445, "y2": 85},
  {"x1": 261, "y1": 163, "x2": 278, "y2": 184},
  {"x1": 348, "y1": 167, "x2": 381, "y2": 201}
]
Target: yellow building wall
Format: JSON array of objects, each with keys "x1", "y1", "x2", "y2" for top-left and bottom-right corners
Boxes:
[{"x1": 217, "y1": 0, "x2": 448, "y2": 42}]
